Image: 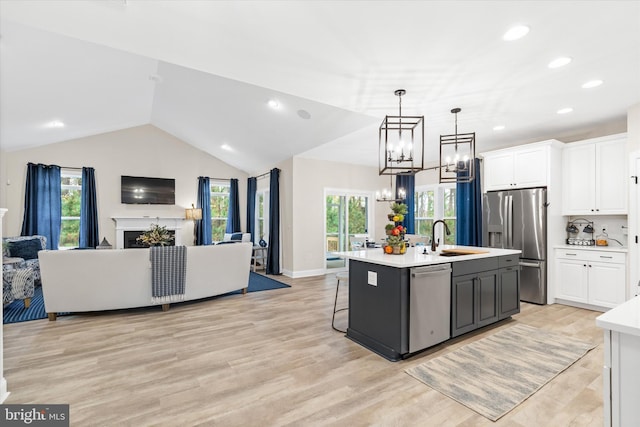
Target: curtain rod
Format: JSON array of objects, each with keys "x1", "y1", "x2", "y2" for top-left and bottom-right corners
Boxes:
[{"x1": 255, "y1": 171, "x2": 270, "y2": 179}]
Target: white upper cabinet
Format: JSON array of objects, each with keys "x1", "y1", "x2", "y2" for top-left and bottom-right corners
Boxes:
[
  {"x1": 562, "y1": 134, "x2": 627, "y2": 215},
  {"x1": 482, "y1": 141, "x2": 558, "y2": 192}
]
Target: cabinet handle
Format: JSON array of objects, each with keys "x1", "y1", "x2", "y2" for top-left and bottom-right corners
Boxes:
[
  {"x1": 583, "y1": 264, "x2": 587, "y2": 267},
  {"x1": 599, "y1": 256, "x2": 613, "y2": 259},
  {"x1": 596, "y1": 209, "x2": 600, "y2": 212},
  {"x1": 565, "y1": 253, "x2": 577, "y2": 256},
  {"x1": 589, "y1": 264, "x2": 592, "y2": 268}
]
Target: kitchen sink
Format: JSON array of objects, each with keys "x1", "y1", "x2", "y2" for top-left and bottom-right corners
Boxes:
[{"x1": 437, "y1": 252, "x2": 465, "y2": 257}]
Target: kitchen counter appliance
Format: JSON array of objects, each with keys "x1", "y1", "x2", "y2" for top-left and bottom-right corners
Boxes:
[
  {"x1": 565, "y1": 218, "x2": 595, "y2": 246},
  {"x1": 409, "y1": 264, "x2": 451, "y2": 352},
  {"x1": 483, "y1": 187, "x2": 547, "y2": 304}
]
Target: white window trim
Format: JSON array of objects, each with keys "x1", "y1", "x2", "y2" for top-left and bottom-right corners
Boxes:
[
  {"x1": 323, "y1": 188, "x2": 375, "y2": 255},
  {"x1": 210, "y1": 180, "x2": 230, "y2": 241},
  {"x1": 256, "y1": 189, "x2": 270, "y2": 244},
  {"x1": 60, "y1": 169, "x2": 82, "y2": 249},
  {"x1": 415, "y1": 183, "x2": 456, "y2": 244}
]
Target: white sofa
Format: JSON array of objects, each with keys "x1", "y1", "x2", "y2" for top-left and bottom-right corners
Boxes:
[{"x1": 38, "y1": 243, "x2": 253, "y2": 320}]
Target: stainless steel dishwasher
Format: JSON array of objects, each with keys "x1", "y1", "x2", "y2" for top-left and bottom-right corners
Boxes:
[{"x1": 409, "y1": 264, "x2": 452, "y2": 353}]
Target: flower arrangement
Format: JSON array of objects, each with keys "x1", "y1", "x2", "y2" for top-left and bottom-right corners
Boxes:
[
  {"x1": 137, "y1": 223, "x2": 174, "y2": 247},
  {"x1": 384, "y1": 202, "x2": 408, "y2": 254}
]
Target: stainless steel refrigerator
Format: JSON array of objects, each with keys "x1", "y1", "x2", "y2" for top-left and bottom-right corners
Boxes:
[{"x1": 482, "y1": 188, "x2": 547, "y2": 304}]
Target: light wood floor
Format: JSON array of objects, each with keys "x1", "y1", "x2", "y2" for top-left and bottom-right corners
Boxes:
[{"x1": 4, "y1": 273, "x2": 604, "y2": 426}]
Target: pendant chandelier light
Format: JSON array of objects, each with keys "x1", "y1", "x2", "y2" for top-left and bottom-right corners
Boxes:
[
  {"x1": 439, "y1": 108, "x2": 475, "y2": 183},
  {"x1": 379, "y1": 89, "x2": 425, "y2": 175},
  {"x1": 376, "y1": 174, "x2": 406, "y2": 203}
]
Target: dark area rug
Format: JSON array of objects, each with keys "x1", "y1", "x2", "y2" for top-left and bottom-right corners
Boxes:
[{"x1": 3, "y1": 272, "x2": 290, "y2": 324}]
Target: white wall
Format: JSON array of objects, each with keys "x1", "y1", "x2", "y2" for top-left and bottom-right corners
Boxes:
[
  {"x1": 1, "y1": 125, "x2": 248, "y2": 245},
  {"x1": 286, "y1": 157, "x2": 441, "y2": 277}
]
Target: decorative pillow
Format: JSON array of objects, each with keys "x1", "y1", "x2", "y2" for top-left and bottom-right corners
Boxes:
[
  {"x1": 230, "y1": 233, "x2": 243, "y2": 241},
  {"x1": 259, "y1": 239, "x2": 267, "y2": 247},
  {"x1": 8, "y1": 239, "x2": 42, "y2": 260}
]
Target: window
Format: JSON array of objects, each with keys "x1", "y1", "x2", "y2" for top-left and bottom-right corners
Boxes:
[
  {"x1": 210, "y1": 182, "x2": 230, "y2": 242},
  {"x1": 415, "y1": 184, "x2": 456, "y2": 245},
  {"x1": 325, "y1": 190, "x2": 372, "y2": 269},
  {"x1": 256, "y1": 190, "x2": 269, "y2": 244},
  {"x1": 60, "y1": 170, "x2": 82, "y2": 248}
]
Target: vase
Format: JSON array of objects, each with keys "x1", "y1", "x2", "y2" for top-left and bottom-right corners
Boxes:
[{"x1": 392, "y1": 245, "x2": 401, "y2": 254}]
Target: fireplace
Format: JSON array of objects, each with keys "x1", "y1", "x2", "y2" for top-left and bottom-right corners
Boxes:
[
  {"x1": 112, "y1": 217, "x2": 186, "y2": 249},
  {"x1": 123, "y1": 230, "x2": 176, "y2": 249}
]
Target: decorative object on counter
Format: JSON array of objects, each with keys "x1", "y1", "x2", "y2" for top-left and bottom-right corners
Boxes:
[
  {"x1": 596, "y1": 227, "x2": 623, "y2": 246},
  {"x1": 440, "y1": 107, "x2": 475, "y2": 184},
  {"x1": 137, "y1": 223, "x2": 175, "y2": 247},
  {"x1": 406, "y1": 324, "x2": 595, "y2": 421},
  {"x1": 565, "y1": 218, "x2": 595, "y2": 245},
  {"x1": 379, "y1": 89, "x2": 425, "y2": 176},
  {"x1": 96, "y1": 237, "x2": 112, "y2": 250},
  {"x1": 383, "y1": 202, "x2": 408, "y2": 254}
]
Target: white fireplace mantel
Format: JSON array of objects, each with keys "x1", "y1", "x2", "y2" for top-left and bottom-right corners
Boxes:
[{"x1": 112, "y1": 217, "x2": 187, "y2": 248}]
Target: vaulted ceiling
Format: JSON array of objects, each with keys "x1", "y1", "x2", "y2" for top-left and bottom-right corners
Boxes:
[{"x1": 1, "y1": 1, "x2": 639, "y2": 175}]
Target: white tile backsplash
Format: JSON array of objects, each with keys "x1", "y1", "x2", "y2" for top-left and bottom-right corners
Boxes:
[{"x1": 568, "y1": 215, "x2": 628, "y2": 247}]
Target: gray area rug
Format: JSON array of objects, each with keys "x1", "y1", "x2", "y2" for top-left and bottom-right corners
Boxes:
[{"x1": 405, "y1": 323, "x2": 596, "y2": 421}]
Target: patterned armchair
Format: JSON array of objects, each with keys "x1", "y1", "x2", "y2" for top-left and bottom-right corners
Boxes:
[
  {"x1": 2, "y1": 235, "x2": 47, "y2": 285},
  {"x1": 3, "y1": 267, "x2": 34, "y2": 307}
]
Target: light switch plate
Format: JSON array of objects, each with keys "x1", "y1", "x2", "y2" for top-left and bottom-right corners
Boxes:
[{"x1": 367, "y1": 271, "x2": 377, "y2": 286}]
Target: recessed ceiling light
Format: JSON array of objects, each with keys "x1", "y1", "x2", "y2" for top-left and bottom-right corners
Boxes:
[
  {"x1": 582, "y1": 79, "x2": 603, "y2": 89},
  {"x1": 548, "y1": 57, "x2": 572, "y2": 69},
  {"x1": 221, "y1": 144, "x2": 232, "y2": 151},
  {"x1": 557, "y1": 107, "x2": 573, "y2": 114},
  {"x1": 503, "y1": 25, "x2": 530, "y2": 41},
  {"x1": 267, "y1": 99, "x2": 280, "y2": 109},
  {"x1": 493, "y1": 125, "x2": 505, "y2": 131},
  {"x1": 47, "y1": 120, "x2": 65, "y2": 128},
  {"x1": 297, "y1": 109, "x2": 311, "y2": 120}
]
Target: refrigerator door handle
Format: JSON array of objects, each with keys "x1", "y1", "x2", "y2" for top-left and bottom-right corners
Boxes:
[
  {"x1": 507, "y1": 195, "x2": 514, "y2": 248},
  {"x1": 520, "y1": 261, "x2": 541, "y2": 268},
  {"x1": 502, "y1": 195, "x2": 509, "y2": 248}
]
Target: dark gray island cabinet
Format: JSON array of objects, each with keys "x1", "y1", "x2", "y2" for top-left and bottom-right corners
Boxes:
[
  {"x1": 336, "y1": 246, "x2": 521, "y2": 361},
  {"x1": 451, "y1": 255, "x2": 520, "y2": 337}
]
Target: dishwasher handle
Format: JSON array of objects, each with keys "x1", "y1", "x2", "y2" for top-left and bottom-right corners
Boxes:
[{"x1": 412, "y1": 265, "x2": 452, "y2": 278}]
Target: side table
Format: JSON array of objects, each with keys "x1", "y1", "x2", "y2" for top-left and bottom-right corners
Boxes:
[{"x1": 251, "y1": 246, "x2": 268, "y2": 272}]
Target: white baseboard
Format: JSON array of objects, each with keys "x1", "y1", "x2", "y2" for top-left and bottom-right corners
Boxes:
[
  {"x1": 0, "y1": 377, "x2": 9, "y2": 403},
  {"x1": 282, "y1": 268, "x2": 326, "y2": 278}
]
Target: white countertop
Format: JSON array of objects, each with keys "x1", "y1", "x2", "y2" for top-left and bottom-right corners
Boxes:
[
  {"x1": 596, "y1": 296, "x2": 640, "y2": 337},
  {"x1": 554, "y1": 244, "x2": 627, "y2": 253},
  {"x1": 332, "y1": 245, "x2": 521, "y2": 268}
]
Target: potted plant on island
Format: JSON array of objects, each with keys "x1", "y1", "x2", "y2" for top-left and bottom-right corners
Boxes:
[
  {"x1": 384, "y1": 202, "x2": 408, "y2": 255},
  {"x1": 137, "y1": 223, "x2": 175, "y2": 247}
]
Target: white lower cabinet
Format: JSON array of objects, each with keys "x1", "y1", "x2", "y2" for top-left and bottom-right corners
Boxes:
[
  {"x1": 555, "y1": 248, "x2": 626, "y2": 310},
  {"x1": 596, "y1": 298, "x2": 640, "y2": 427}
]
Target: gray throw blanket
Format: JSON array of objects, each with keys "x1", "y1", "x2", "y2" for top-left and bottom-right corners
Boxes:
[{"x1": 150, "y1": 245, "x2": 187, "y2": 304}]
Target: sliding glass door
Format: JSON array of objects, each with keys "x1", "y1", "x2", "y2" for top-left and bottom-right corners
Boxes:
[{"x1": 325, "y1": 190, "x2": 372, "y2": 270}]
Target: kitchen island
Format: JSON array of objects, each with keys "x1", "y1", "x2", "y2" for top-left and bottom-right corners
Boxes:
[
  {"x1": 333, "y1": 245, "x2": 521, "y2": 361},
  {"x1": 595, "y1": 297, "x2": 640, "y2": 426}
]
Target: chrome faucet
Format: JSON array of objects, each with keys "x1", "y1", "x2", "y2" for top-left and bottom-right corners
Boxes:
[{"x1": 431, "y1": 220, "x2": 451, "y2": 252}]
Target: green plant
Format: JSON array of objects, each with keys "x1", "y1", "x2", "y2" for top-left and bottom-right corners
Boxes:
[
  {"x1": 137, "y1": 223, "x2": 174, "y2": 246},
  {"x1": 390, "y1": 202, "x2": 408, "y2": 215},
  {"x1": 386, "y1": 235, "x2": 404, "y2": 246}
]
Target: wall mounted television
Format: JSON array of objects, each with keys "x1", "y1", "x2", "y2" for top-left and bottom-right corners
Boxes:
[{"x1": 121, "y1": 176, "x2": 175, "y2": 205}]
